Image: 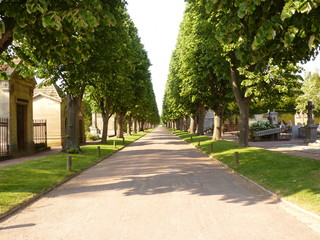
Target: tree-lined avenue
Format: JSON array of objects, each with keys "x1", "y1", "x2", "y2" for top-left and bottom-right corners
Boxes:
[{"x1": 0, "y1": 127, "x2": 319, "y2": 239}]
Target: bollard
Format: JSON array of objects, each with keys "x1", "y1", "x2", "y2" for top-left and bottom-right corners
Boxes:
[
  {"x1": 210, "y1": 142, "x2": 213, "y2": 153},
  {"x1": 113, "y1": 140, "x2": 117, "y2": 148},
  {"x1": 97, "y1": 146, "x2": 101, "y2": 157},
  {"x1": 122, "y1": 137, "x2": 125, "y2": 145},
  {"x1": 190, "y1": 136, "x2": 193, "y2": 142},
  {"x1": 197, "y1": 139, "x2": 200, "y2": 147},
  {"x1": 234, "y1": 152, "x2": 239, "y2": 168},
  {"x1": 67, "y1": 156, "x2": 72, "y2": 172}
]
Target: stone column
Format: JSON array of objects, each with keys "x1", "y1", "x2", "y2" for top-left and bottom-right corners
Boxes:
[
  {"x1": 89, "y1": 112, "x2": 99, "y2": 136},
  {"x1": 304, "y1": 101, "x2": 318, "y2": 143}
]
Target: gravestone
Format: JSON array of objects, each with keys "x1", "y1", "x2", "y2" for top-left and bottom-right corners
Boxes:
[
  {"x1": 266, "y1": 110, "x2": 278, "y2": 125},
  {"x1": 89, "y1": 112, "x2": 100, "y2": 136},
  {"x1": 304, "y1": 101, "x2": 318, "y2": 143},
  {"x1": 294, "y1": 111, "x2": 308, "y2": 125},
  {"x1": 291, "y1": 125, "x2": 299, "y2": 138}
]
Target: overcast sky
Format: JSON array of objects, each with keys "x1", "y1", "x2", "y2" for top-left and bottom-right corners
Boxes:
[{"x1": 126, "y1": 1, "x2": 319, "y2": 114}]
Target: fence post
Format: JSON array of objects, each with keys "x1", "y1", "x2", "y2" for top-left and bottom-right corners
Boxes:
[
  {"x1": 67, "y1": 156, "x2": 72, "y2": 172},
  {"x1": 234, "y1": 152, "x2": 239, "y2": 168},
  {"x1": 122, "y1": 137, "x2": 125, "y2": 145},
  {"x1": 197, "y1": 139, "x2": 200, "y2": 147},
  {"x1": 97, "y1": 146, "x2": 101, "y2": 157},
  {"x1": 190, "y1": 136, "x2": 193, "y2": 142},
  {"x1": 113, "y1": 140, "x2": 117, "y2": 148}
]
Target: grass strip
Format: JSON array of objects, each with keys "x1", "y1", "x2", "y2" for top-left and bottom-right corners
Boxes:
[
  {"x1": 0, "y1": 131, "x2": 150, "y2": 216},
  {"x1": 170, "y1": 129, "x2": 320, "y2": 216}
]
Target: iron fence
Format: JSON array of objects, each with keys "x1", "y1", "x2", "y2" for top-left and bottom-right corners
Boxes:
[
  {"x1": 0, "y1": 118, "x2": 9, "y2": 156},
  {"x1": 33, "y1": 119, "x2": 47, "y2": 147}
]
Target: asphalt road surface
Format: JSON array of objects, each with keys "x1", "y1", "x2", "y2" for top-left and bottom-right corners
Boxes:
[{"x1": 0, "y1": 127, "x2": 319, "y2": 239}]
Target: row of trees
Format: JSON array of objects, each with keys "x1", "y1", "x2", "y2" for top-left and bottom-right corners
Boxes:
[
  {"x1": 1, "y1": 1, "x2": 159, "y2": 152},
  {"x1": 162, "y1": 0, "x2": 320, "y2": 147}
]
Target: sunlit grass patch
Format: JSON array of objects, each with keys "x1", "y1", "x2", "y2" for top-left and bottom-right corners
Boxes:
[
  {"x1": 0, "y1": 131, "x2": 148, "y2": 216},
  {"x1": 171, "y1": 129, "x2": 320, "y2": 215}
]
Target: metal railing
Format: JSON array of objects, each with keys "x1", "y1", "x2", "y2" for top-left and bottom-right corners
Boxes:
[
  {"x1": 253, "y1": 128, "x2": 281, "y2": 137},
  {"x1": 33, "y1": 119, "x2": 47, "y2": 147},
  {"x1": 0, "y1": 118, "x2": 9, "y2": 156}
]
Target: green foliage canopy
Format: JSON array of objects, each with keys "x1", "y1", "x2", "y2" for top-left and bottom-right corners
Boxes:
[{"x1": 296, "y1": 72, "x2": 320, "y2": 113}]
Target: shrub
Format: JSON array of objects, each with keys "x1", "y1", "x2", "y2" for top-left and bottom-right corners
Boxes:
[
  {"x1": 66, "y1": 147, "x2": 81, "y2": 154},
  {"x1": 249, "y1": 120, "x2": 275, "y2": 139},
  {"x1": 86, "y1": 132, "x2": 100, "y2": 141}
]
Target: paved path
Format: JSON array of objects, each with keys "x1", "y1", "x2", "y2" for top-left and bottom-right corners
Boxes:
[
  {"x1": 0, "y1": 127, "x2": 319, "y2": 239},
  {"x1": 0, "y1": 147, "x2": 61, "y2": 167}
]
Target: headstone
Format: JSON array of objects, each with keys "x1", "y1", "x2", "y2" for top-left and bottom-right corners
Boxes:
[
  {"x1": 266, "y1": 110, "x2": 278, "y2": 125},
  {"x1": 294, "y1": 111, "x2": 308, "y2": 125},
  {"x1": 280, "y1": 120, "x2": 286, "y2": 132},
  {"x1": 291, "y1": 125, "x2": 299, "y2": 138},
  {"x1": 304, "y1": 101, "x2": 318, "y2": 143},
  {"x1": 254, "y1": 114, "x2": 264, "y2": 120}
]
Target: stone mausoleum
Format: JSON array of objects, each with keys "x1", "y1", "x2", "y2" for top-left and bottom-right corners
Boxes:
[
  {"x1": 33, "y1": 83, "x2": 86, "y2": 146},
  {"x1": 0, "y1": 62, "x2": 36, "y2": 157}
]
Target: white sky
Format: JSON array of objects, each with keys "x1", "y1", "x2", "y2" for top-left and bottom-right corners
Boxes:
[
  {"x1": 126, "y1": 0, "x2": 186, "y2": 114},
  {"x1": 126, "y1": 0, "x2": 319, "y2": 114},
  {"x1": 300, "y1": 54, "x2": 320, "y2": 75}
]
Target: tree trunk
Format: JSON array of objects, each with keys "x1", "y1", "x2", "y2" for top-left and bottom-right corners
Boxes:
[
  {"x1": 0, "y1": 31, "x2": 13, "y2": 55},
  {"x1": 183, "y1": 116, "x2": 187, "y2": 132},
  {"x1": 101, "y1": 110, "x2": 111, "y2": 144},
  {"x1": 230, "y1": 55, "x2": 250, "y2": 148},
  {"x1": 189, "y1": 115, "x2": 196, "y2": 134},
  {"x1": 127, "y1": 115, "x2": 132, "y2": 136},
  {"x1": 176, "y1": 119, "x2": 181, "y2": 130},
  {"x1": 139, "y1": 120, "x2": 145, "y2": 131},
  {"x1": 212, "y1": 113, "x2": 222, "y2": 140},
  {"x1": 197, "y1": 104, "x2": 205, "y2": 136},
  {"x1": 64, "y1": 94, "x2": 82, "y2": 152},
  {"x1": 212, "y1": 104, "x2": 225, "y2": 140},
  {"x1": 212, "y1": 115, "x2": 223, "y2": 140},
  {"x1": 133, "y1": 118, "x2": 137, "y2": 133},
  {"x1": 116, "y1": 112, "x2": 124, "y2": 138}
]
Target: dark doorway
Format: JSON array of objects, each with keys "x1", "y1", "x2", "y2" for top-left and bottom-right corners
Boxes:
[{"x1": 17, "y1": 104, "x2": 27, "y2": 151}]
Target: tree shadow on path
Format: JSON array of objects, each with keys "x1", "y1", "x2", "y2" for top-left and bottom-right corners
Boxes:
[{"x1": 49, "y1": 147, "x2": 279, "y2": 207}]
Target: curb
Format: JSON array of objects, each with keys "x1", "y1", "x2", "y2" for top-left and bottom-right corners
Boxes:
[
  {"x1": 0, "y1": 131, "x2": 150, "y2": 222},
  {"x1": 169, "y1": 130, "x2": 320, "y2": 222}
]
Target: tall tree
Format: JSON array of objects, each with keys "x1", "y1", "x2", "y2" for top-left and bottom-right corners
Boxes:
[
  {"x1": 0, "y1": 0, "x2": 117, "y2": 75},
  {"x1": 1, "y1": 0, "x2": 127, "y2": 151},
  {"x1": 296, "y1": 72, "x2": 320, "y2": 113},
  {"x1": 162, "y1": 2, "x2": 232, "y2": 139},
  {"x1": 186, "y1": 0, "x2": 314, "y2": 147},
  {"x1": 85, "y1": 9, "x2": 133, "y2": 143}
]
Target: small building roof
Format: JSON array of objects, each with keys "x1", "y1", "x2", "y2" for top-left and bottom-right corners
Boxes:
[
  {"x1": 0, "y1": 59, "x2": 36, "y2": 87},
  {"x1": 33, "y1": 84, "x2": 64, "y2": 102}
]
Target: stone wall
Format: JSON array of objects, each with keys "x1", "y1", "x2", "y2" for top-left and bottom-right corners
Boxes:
[
  {"x1": 33, "y1": 95, "x2": 65, "y2": 146},
  {"x1": 8, "y1": 72, "x2": 36, "y2": 156}
]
